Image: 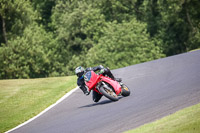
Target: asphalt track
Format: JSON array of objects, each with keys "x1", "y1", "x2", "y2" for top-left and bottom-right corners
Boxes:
[{"x1": 10, "y1": 50, "x2": 200, "y2": 133}]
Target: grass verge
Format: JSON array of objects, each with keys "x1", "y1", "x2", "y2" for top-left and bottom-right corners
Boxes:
[
  {"x1": 0, "y1": 76, "x2": 76, "y2": 133},
  {"x1": 190, "y1": 48, "x2": 200, "y2": 52},
  {"x1": 125, "y1": 103, "x2": 200, "y2": 133}
]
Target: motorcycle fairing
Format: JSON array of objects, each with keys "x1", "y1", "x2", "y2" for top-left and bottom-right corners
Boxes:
[
  {"x1": 85, "y1": 71, "x2": 99, "y2": 90},
  {"x1": 101, "y1": 77, "x2": 122, "y2": 95}
]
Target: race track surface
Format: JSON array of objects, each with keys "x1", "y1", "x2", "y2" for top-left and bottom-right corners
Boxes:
[{"x1": 10, "y1": 50, "x2": 200, "y2": 133}]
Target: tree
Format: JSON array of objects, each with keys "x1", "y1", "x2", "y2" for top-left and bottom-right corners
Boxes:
[
  {"x1": 1, "y1": 0, "x2": 199, "y2": 79},
  {"x1": 96, "y1": 0, "x2": 136, "y2": 22},
  {"x1": 0, "y1": 23, "x2": 57, "y2": 79},
  {"x1": 31, "y1": 0, "x2": 55, "y2": 31},
  {"x1": 70, "y1": 19, "x2": 165, "y2": 70},
  {"x1": 134, "y1": 0, "x2": 200, "y2": 55},
  {"x1": 0, "y1": 0, "x2": 38, "y2": 45},
  {"x1": 51, "y1": 0, "x2": 107, "y2": 75}
]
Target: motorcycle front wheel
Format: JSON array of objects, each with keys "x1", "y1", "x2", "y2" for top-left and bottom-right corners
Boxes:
[
  {"x1": 99, "y1": 85, "x2": 118, "y2": 101},
  {"x1": 121, "y1": 84, "x2": 130, "y2": 97}
]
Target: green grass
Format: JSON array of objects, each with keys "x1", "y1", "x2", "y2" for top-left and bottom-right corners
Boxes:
[
  {"x1": 0, "y1": 76, "x2": 76, "y2": 133},
  {"x1": 125, "y1": 103, "x2": 200, "y2": 133},
  {"x1": 190, "y1": 48, "x2": 200, "y2": 52}
]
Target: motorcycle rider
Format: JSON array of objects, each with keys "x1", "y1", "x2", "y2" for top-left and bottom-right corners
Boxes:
[{"x1": 75, "y1": 65, "x2": 121, "y2": 102}]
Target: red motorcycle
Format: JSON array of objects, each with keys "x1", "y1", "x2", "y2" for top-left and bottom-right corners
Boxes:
[{"x1": 84, "y1": 70, "x2": 130, "y2": 101}]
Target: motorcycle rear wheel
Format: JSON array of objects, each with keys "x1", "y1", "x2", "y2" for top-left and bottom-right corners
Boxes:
[{"x1": 99, "y1": 85, "x2": 118, "y2": 101}]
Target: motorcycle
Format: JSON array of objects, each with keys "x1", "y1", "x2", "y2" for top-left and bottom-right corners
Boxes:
[{"x1": 84, "y1": 70, "x2": 130, "y2": 101}]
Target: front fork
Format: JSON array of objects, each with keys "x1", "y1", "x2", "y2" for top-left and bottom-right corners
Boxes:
[
  {"x1": 97, "y1": 81, "x2": 120, "y2": 96},
  {"x1": 118, "y1": 81, "x2": 124, "y2": 95},
  {"x1": 96, "y1": 81, "x2": 113, "y2": 92}
]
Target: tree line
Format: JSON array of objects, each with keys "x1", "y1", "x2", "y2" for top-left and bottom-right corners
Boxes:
[{"x1": 0, "y1": 0, "x2": 199, "y2": 79}]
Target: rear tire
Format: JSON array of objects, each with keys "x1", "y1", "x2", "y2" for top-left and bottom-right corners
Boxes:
[
  {"x1": 121, "y1": 84, "x2": 130, "y2": 97},
  {"x1": 99, "y1": 85, "x2": 118, "y2": 101}
]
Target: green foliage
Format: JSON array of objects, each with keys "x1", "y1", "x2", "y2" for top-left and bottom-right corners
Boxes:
[
  {"x1": 50, "y1": 1, "x2": 107, "y2": 75},
  {"x1": 97, "y1": 0, "x2": 136, "y2": 22},
  {"x1": 0, "y1": 0, "x2": 199, "y2": 79},
  {"x1": 136, "y1": 0, "x2": 200, "y2": 55},
  {"x1": 31, "y1": 0, "x2": 55, "y2": 30},
  {"x1": 0, "y1": 24, "x2": 56, "y2": 78},
  {"x1": 51, "y1": 1, "x2": 106, "y2": 51},
  {"x1": 0, "y1": 0, "x2": 38, "y2": 44},
  {"x1": 85, "y1": 20, "x2": 165, "y2": 69}
]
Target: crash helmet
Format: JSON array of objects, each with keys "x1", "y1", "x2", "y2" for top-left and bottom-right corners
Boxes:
[{"x1": 75, "y1": 66, "x2": 85, "y2": 77}]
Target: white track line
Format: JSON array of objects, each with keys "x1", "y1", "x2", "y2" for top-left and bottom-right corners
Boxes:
[{"x1": 6, "y1": 87, "x2": 79, "y2": 133}]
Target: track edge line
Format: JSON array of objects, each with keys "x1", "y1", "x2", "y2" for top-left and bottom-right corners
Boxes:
[{"x1": 5, "y1": 87, "x2": 79, "y2": 133}]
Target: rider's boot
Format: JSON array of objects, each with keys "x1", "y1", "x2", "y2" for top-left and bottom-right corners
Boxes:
[{"x1": 80, "y1": 86, "x2": 89, "y2": 95}]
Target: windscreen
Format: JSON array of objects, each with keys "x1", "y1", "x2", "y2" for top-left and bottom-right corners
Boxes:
[{"x1": 84, "y1": 71, "x2": 92, "y2": 82}]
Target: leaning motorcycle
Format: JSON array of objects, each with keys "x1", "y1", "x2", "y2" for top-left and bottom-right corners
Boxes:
[{"x1": 84, "y1": 70, "x2": 130, "y2": 101}]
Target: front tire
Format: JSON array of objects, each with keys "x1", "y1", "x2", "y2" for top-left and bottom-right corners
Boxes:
[
  {"x1": 121, "y1": 84, "x2": 130, "y2": 97},
  {"x1": 99, "y1": 84, "x2": 118, "y2": 101}
]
